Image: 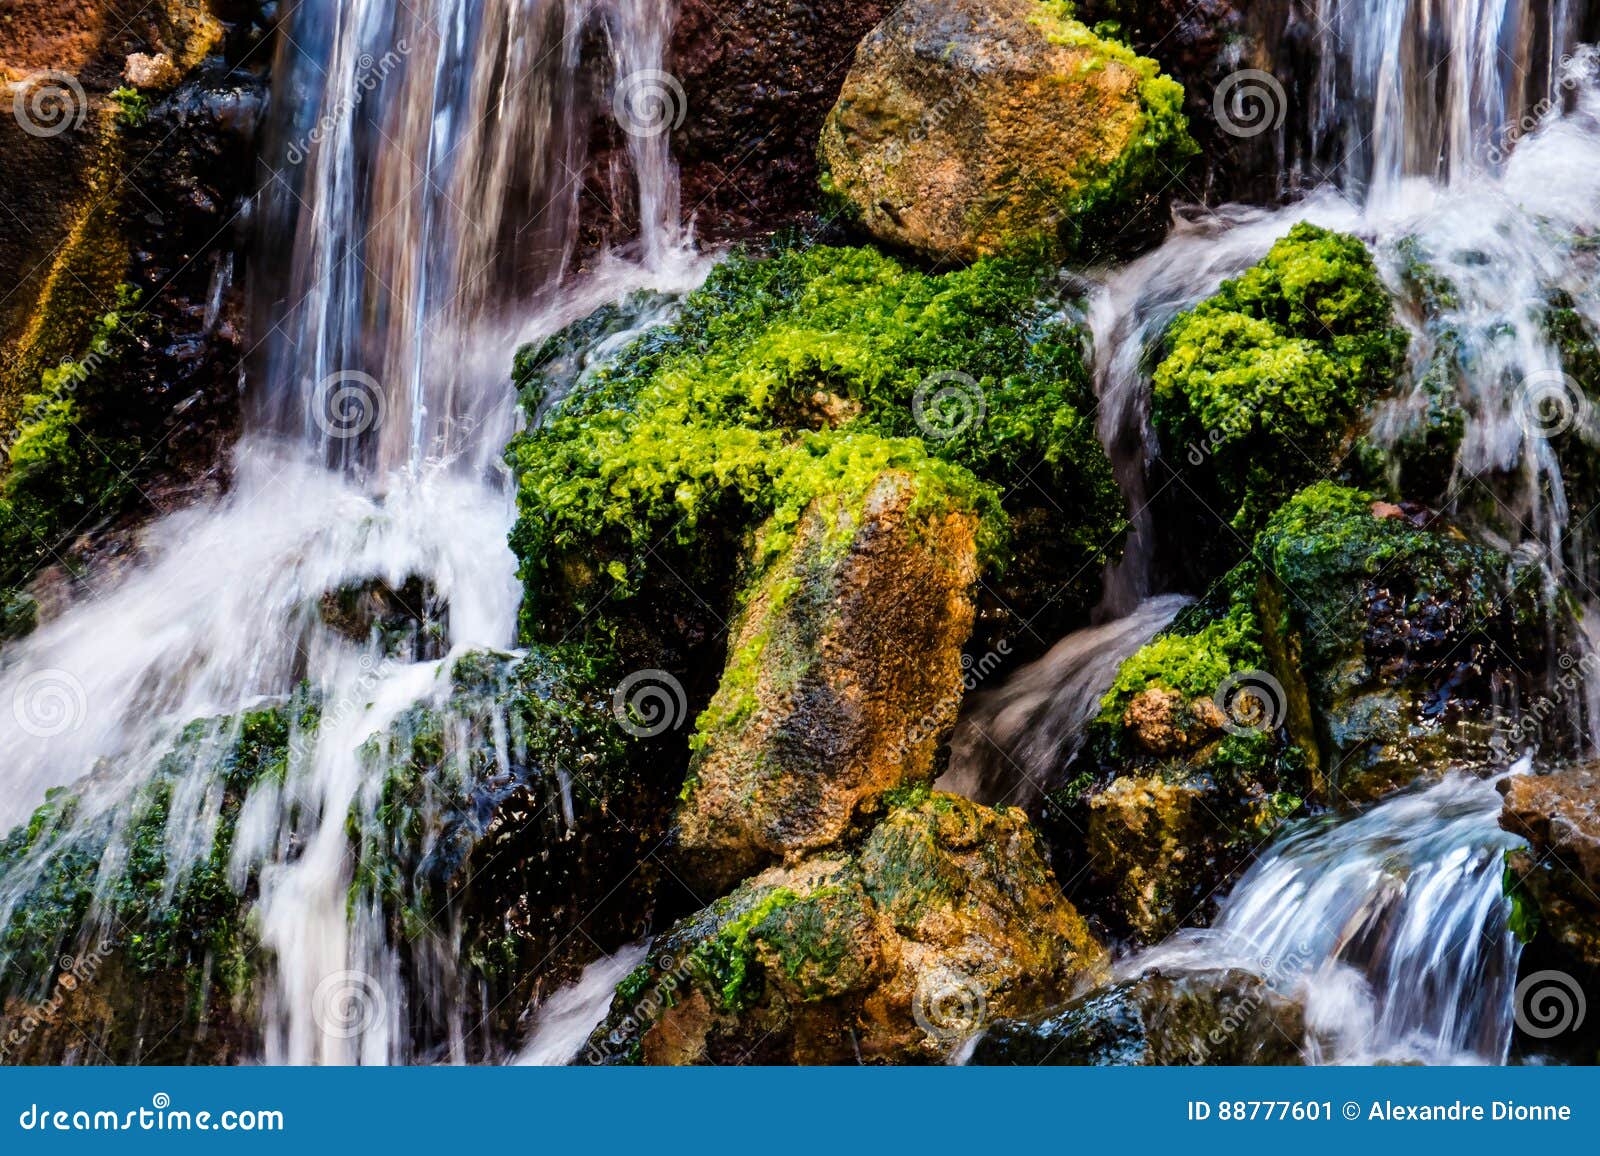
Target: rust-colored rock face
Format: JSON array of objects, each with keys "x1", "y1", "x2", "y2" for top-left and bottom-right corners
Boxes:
[
  {"x1": 677, "y1": 470, "x2": 980, "y2": 892},
  {"x1": 816, "y1": 0, "x2": 1190, "y2": 262}
]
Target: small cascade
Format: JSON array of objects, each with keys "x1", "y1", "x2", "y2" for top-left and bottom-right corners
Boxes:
[
  {"x1": 939, "y1": 595, "x2": 1189, "y2": 806},
  {"x1": 515, "y1": 943, "x2": 649, "y2": 1066},
  {"x1": 1131, "y1": 772, "x2": 1526, "y2": 1064}
]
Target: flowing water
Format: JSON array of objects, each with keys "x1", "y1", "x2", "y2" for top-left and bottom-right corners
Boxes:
[
  {"x1": 0, "y1": 0, "x2": 703, "y2": 1063},
  {"x1": 1129, "y1": 770, "x2": 1528, "y2": 1064},
  {"x1": 2, "y1": 0, "x2": 1598, "y2": 1066}
]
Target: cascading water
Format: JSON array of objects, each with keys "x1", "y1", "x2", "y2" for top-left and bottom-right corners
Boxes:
[
  {"x1": 1130, "y1": 771, "x2": 1528, "y2": 1064},
  {"x1": 952, "y1": 0, "x2": 1600, "y2": 1061},
  {"x1": 0, "y1": 0, "x2": 703, "y2": 1064}
]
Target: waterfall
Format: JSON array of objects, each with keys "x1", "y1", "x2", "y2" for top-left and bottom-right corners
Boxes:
[{"x1": 0, "y1": 0, "x2": 704, "y2": 1063}]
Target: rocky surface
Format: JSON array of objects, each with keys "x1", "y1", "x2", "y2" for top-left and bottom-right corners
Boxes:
[
  {"x1": 677, "y1": 470, "x2": 980, "y2": 891},
  {"x1": 817, "y1": 0, "x2": 1192, "y2": 263},
  {"x1": 588, "y1": 791, "x2": 1107, "y2": 1065},
  {"x1": 969, "y1": 966, "x2": 1305, "y2": 1065},
  {"x1": 1501, "y1": 766, "x2": 1600, "y2": 970}
]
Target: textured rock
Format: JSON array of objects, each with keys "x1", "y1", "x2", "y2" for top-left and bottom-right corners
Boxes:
[
  {"x1": 588, "y1": 792, "x2": 1108, "y2": 1065},
  {"x1": 817, "y1": 0, "x2": 1191, "y2": 261},
  {"x1": 969, "y1": 967, "x2": 1305, "y2": 1065},
  {"x1": 677, "y1": 470, "x2": 980, "y2": 891},
  {"x1": 1501, "y1": 766, "x2": 1600, "y2": 969}
]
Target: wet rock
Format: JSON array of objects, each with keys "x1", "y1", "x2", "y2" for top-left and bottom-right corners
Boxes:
[
  {"x1": 817, "y1": 0, "x2": 1192, "y2": 262},
  {"x1": 667, "y1": 0, "x2": 895, "y2": 242},
  {"x1": 1501, "y1": 766, "x2": 1600, "y2": 969},
  {"x1": 969, "y1": 966, "x2": 1305, "y2": 1066},
  {"x1": 588, "y1": 792, "x2": 1108, "y2": 1065},
  {"x1": 677, "y1": 470, "x2": 980, "y2": 892},
  {"x1": 1122, "y1": 687, "x2": 1226, "y2": 757},
  {"x1": 318, "y1": 575, "x2": 449, "y2": 660},
  {"x1": 1255, "y1": 484, "x2": 1549, "y2": 804}
]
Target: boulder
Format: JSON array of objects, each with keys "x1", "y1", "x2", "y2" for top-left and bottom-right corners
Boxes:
[
  {"x1": 677, "y1": 470, "x2": 979, "y2": 891},
  {"x1": 969, "y1": 966, "x2": 1305, "y2": 1065},
  {"x1": 587, "y1": 792, "x2": 1108, "y2": 1065},
  {"x1": 1501, "y1": 766, "x2": 1600, "y2": 969},
  {"x1": 817, "y1": 0, "x2": 1192, "y2": 262}
]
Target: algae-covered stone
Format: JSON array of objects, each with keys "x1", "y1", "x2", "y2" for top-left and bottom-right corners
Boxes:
[
  {"x1": 818, "y1": 0, "x2": 1192, "y2": 261},
  {"x1": 1255, "y1": 484, "x2": 1547, "y2": 803},
  {"x1": 588, "y1": 792, "x2": 1107, "y2": 1065},
  {"x1": 969, "y1": 966, "x2": 1305, "y2": 1065},
  {"x1": 678, "y1": 470, "x2": 979, "y2": 890}
]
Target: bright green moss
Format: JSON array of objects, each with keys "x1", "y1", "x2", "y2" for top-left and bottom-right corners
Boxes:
[
  {"x1": 1096, "y1": 596, "x2": 1264, "y2": 734},
  {"x1": 1153, "y1": 223, "x2": 1407, "y2": 534},
  {"x1": 506, "y1": 244, "x2": 1121, "y2": 641},
  {"x1": 108, "y1": 86, "x2": 151, "y2": 128},
  {"x1": 0, "y1": 285, "x2": 146, "y2": 607}
]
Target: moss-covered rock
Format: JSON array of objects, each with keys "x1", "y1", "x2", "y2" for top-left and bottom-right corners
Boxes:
[
  {"x1": 1255, "y1": 483, "x2": 1547, "y2": 803},
  {"x1": 678, "y1": 470, "x2": 979, "y2": 890},
  {"x1": 507, "y1": 243, "x2": 1121, "y2": 656},
  {"x1": 817, "y1": 0, "x2": 1194, "y2": 261},
  {"x1": 969, "y1": 966, "x2": 1305, "y2": 1065},
  {"x1": 1151, "y1": 223, "x2": 1408, "y2": 551},
  {"x1": 587, "y1": 791, "x2": 1107, "y2": 1064},
  {"x1": 0, "y1": 702, "x2": 301, "y2": 1064}
]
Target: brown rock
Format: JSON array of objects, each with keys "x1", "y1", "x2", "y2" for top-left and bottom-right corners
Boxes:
[
  {"x1": 1501, "y1": 766, "x2": 1600, "y2": 967},
  {"x1": 677, "y1": 470, "x2": 980, "y2": 892}
]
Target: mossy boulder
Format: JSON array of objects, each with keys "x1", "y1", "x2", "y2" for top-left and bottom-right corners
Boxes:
[
  {"x1": 1501, "y1": 766, "x2": 1600, "y2": 970},
  {"x1": 1151, "y1": 223, "x2": 1408, "y2": 563},
  {"x1": 0, "y1": 703, "x2": 300, "y2": 1064},
  {"x1": 969, "y1": 967, "x2": 1305, "y2": 1065},
  {"x1": 817, "y1": 0, "x2": 1192, "y2": 262},
  {"x1": 587, "y1": 792, "x2": 1108, "y2": 1065},
  {"x1": 1254, "y1": 483, "x2": 1547, "y2": 803},
  {"x1": 678, "y1": 470, "x2": 979, "y2": 890},
  {"x1": 507, "y1": 243, "x2": 1121, "y2": 657}
]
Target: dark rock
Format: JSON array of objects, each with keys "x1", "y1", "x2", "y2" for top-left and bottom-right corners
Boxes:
[{"x1": 969, "y1": 966, "x2": 1305, "y2": 1065}]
